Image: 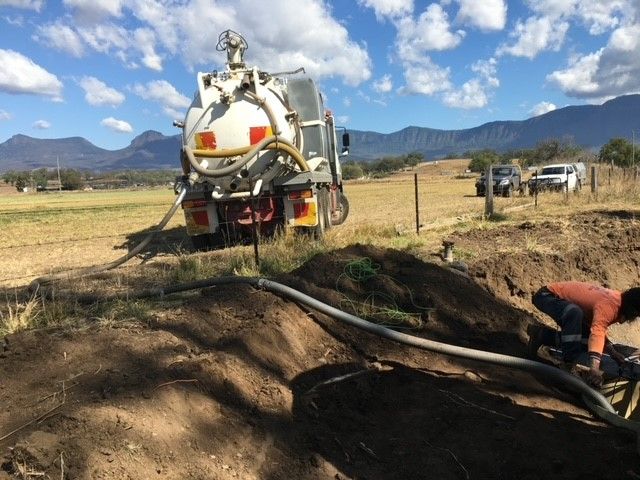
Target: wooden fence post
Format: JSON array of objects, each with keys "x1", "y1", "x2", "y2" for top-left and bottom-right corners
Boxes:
[
  {"x1": 591, "y1": 165, "x2": 598, "y2": 199},
  {"x1": 484, "y1": 165, "x2": 493, "y2": 217},
  {"x1": 414, "y1": 173, "x2": 420, "y2": 235}
]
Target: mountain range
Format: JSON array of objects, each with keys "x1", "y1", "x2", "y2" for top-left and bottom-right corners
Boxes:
[{"x1": 2, "y1": 94, "x2": 640, "y2": 172}]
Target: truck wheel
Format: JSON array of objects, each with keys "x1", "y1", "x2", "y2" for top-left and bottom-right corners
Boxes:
[
  {"x1": 331, "y1": 193, "x2": 350, "y2": 225},
  {"x1": 191, "y1": 234, "x2": 214, "y2": 251},
  {"x1": 190, "y1": 231, "x2": 226, "y2": 251}
]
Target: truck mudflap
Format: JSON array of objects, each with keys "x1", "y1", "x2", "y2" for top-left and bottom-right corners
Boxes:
[
  {"x1": 182, "y1": 199, "x2": 219, "y2": 236},
  {"x1": 283, "y1": 189, "x2": 318, "y2": 227}
]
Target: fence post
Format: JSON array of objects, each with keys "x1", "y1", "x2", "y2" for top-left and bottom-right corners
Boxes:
[
  {"x1": 414, "y1": 173, "x2": 420, "y2": 235},
  {"x1": 484, "y1": 165, "x2": 493, "y2": 217},
  {"x1": 249, "y1": 178, "x2": 260, "y2": 267},
  {"x1": 591, "y1": 165, "x2": 598, "y2": 199}
]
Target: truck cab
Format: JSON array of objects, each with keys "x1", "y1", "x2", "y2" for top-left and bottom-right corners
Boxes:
[
  {"x1": 529, "y1": 163, "x2": 579, "y2": 194},
  {"x1": 476, "y1": 165, "x2": 522, "y2": 197}
]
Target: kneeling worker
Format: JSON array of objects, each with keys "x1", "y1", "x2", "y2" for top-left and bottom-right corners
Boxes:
[{"x1": 529, "y1": 281, "x2": 640, "y2": 387}]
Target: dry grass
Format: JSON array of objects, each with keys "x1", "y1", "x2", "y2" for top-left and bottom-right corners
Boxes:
[{"x1": 0, "y1": 290, "x2": 41, "y2": 335}]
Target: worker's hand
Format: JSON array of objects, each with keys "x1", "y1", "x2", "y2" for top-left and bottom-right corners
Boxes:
[{"x1": 586, "y1": 368, "x2": 604, "y2": 388}]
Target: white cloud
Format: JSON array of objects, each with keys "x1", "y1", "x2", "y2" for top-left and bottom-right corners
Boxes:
[
  {"x1": 398, "y1": 60, "x2": 451, "y2": 95},
  {"x1": 529, "y1": 101, "x2": 557, "y2": 116},
  {"x1": 32, "y1": 119, "x2": 51, "y2": 129},
  {"x1": 4, "y1": 15, "x2": 24, "y2": 26},
  {"x1": 372, "y1": 74, "x2": 393, "y2": 93},
  {"x1": 396, "y1": 4, "x2": 464, "y2": 55},
  {"x1": 131, "y1": 80, "x2": 190, "y2": 117},
  {"x1": 0, "y1": 0, "x2": 43, "y2": 11},
  {"x1": 443, "y1": 79, "x2": 489, "y2": 108},
  {"x1": 63, "y1": 0, "x2": 123, "y2": 22},
  {"x1": 343, "y1": 97, "x2": 352, "y2": 107},
  {"x1": 456, "y1": 0, "x2": 507, "y2": 31},
  {"x1": 575, "y1": 0, "x2": 628, "y2": 35},
  {"x1": 130, "y1": 0, "x2": 371, "y2": 86},
  {"x1": 0, "y1": 109, "x2": 11, "y2": 121},
  {"x1": 133, "y1": 28, "x2": 162, "y2": 71},
  {"x1": 547, "y1": 20, "x2": 640, "y2": 100},
  {"x1": 101, "y1": 116, "x2": 132, "y2": 133},
  {"x1": 525, "y1": 0, "x2": 576, "y2": 18},
  {"x1": 547, "y1": 51, "x2": 602, "y2": 96},
  {"x1": 497, "y1": 16, "x2": 569, "y2": 59},
  {"x1": 471, "y1": 57, "x2": 499, "y2": 87},
  {"x1": 79, "y1": 76, "x2": 125, "y2": 106},
  {"x1": 608, "y1": 23, "x2": 640, "y2": 51},
  {"x1": 77, "y1": 23, "x2": 129, "y2": 53},
  {"x1": 0, "y1": 49, "x2": 63, "y2": 100},
  {"x1": 34, "y1": 22, "x2": 85, "y2": 57},
  {"x1": 358, "y1": 0, "x2": 413, "y2": 20},
  {"x1": 163, "y1": 107, "x2": 184, "y2": 120}
]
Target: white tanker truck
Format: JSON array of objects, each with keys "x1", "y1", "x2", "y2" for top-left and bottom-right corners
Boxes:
[{"x1": 177, "y1": 30, "x2": 350, "y2": 250}]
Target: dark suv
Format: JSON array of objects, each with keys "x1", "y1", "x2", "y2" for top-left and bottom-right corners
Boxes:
[{"x1": 475, "y1": 165, "x2": 521, "y2": 197}]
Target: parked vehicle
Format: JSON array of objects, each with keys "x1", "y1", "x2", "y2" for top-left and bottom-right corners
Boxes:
[
  {"x1": 475, "y1": 165, "x2": 522, "y2": 197},
  {"x1": 176, "y1": 30, "x2": 349, "y2": 250},
  {"x1": 528, "y1": 163, "x2": 579, "y2": 195}
]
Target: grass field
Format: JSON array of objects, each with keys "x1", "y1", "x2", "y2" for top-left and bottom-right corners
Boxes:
[{"x1": 1, "y1": 159, "x2": 639, "y2": 290}]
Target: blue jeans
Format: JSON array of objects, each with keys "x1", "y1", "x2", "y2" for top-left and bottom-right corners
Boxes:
[{"x1": 532, "y1": 287, "x2": 587, "y2": 362}]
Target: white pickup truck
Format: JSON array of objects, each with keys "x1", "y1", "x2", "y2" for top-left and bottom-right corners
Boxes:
[{"x1": 528, "y1": 163, "x2": 580, "y2": 195}]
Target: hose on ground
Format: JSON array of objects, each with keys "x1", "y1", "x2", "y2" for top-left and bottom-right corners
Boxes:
[
  {"x1": 30, "y1": 187, "x2": 188, "y2": 291},
  {"x1": 97, "y1": 275, "x2": 621, "y2": 420}
]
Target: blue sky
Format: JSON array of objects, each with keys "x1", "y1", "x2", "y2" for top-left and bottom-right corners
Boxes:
[{"x1": 0, "y1": 0, "x2": 639, "y2": 152}]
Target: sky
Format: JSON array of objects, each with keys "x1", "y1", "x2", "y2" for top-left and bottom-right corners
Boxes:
[{"x1": 0, "y1": 0, "x2": 639, "y2": 153}]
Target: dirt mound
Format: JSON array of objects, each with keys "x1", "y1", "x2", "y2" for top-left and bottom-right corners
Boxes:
[{"x1": 2, "y1": 217, "x2": 640, "y2": 479}]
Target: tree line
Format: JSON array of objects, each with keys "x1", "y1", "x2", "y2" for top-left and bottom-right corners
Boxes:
[
  {"x1": 342, "y1": 152, "x2": 424, "y2": 180},
  {"x1": 464, "y1": 137, "x2": 638, "y2": 173},
  {"x1": 2, "y1": 168, "x2": 180, "y2": 191}
]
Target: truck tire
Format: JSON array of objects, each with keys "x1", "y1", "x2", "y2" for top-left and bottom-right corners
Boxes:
[
  {"x1": 190, "y1": 231, "x2": 226, "y2": 251},
  {"x1": 331, "y1": 192, "x2": 350, "y2": 226},
  {"x1": 191, "y1": 234, "x2": 214, "y2": 251}
]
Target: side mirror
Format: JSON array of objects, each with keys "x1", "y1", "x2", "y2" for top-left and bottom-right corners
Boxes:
[{"x1": 340, "y1": 132, "x2": 350, "y2": 156}]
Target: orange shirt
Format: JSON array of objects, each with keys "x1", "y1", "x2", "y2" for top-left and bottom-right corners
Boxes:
[{"x1": 547, "y1": 281, "x2": 622, "y2": 355}]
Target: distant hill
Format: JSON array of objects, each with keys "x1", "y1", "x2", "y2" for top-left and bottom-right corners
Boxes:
[
  {"x1": 2, "y1": 94, "x2": 640, "y2": 172},
  {"x1": 0, "y1": 130, "x2": 181, "y2": 172},
  {"x1": 349, "y1": 94, "x2": 640, "y2": 160}
]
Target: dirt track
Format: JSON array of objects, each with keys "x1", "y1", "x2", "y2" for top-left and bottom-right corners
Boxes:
[{"x1": 2, "y1": 210, "x2": 640, "y2": 479}]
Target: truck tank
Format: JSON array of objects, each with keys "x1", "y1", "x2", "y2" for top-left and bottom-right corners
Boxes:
[{"x1": 178, "y1": 30, "x2": 350, "y2": 250}]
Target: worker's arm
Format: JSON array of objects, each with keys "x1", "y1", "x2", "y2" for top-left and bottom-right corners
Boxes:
[{"x1": 587, "y1": 306, "x2": 613, "y2": 387}]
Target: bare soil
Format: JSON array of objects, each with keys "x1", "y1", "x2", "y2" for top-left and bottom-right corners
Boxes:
[{"x1": 2, "y1": 210, "x2": 640, "y2": 479}]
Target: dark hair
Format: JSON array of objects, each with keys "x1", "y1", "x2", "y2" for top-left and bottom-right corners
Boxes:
[{"x1": 621, "y1": 287, "x2": 640, "y2": 320}]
